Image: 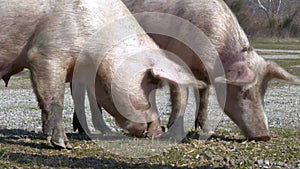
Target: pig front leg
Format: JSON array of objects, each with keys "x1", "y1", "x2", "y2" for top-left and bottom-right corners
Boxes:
[
  {"x1": 195, "y1": 85, "x2": 212, "y2": 133},
  {"x1": 87, "y1": 88, "x2": 112, "y2": 134},
  {"x1": 28, "y1": 50, "x2": 71, "y2": 149},
  {"x1": 73, "y1": 112, "x2": 85, "y2": 133},
  {"x1": 71, "y1": 83, "x2": 86, "y2": 134},
  {"x1": 166, "y1": 83, "x2": 188, "y2": 140},
  {"x1": 71, "y1": 83, "x2": 111, "y2": 134},
  {"x1": 145, "y1": 90, "x2": 164, "y2": 138},
  {"x1": 72, "y1": 103, "x2": 112, "y2": 134}
]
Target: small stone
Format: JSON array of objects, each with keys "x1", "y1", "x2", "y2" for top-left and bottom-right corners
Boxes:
[
  {"x1": 224, "y1": 156, "x2": 230, "y2": 162},
  {"x1": 256, "y1": 159, "x2": 264, "y2": 165},
  {"x1": 204, "y1": 152, "x2": 212, "y2": 160},
  {"x1": 215, "y1": 156, "x2": 223, "y2": 162},
  {"x1": 264, "y1": 160, "x2": 270, "y2": 166},
  {"x1": 277, "y1": 162, "x2": 285, "y2": 166},
  {"x1": 297, "y1": 163, "x2": 300, "y2": 168}
]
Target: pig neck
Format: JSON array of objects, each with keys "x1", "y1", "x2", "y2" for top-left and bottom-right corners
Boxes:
[
  {"x1": 185, "y1": 0, "x2": 250, "y2": 71},
  {"x1": 124, "y1": 0, "x2": 250, "y2": 67}
]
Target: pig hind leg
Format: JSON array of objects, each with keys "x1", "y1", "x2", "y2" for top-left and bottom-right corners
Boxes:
[{"x1": 71, "y1": 83, "x2": 112, "y2": 134}]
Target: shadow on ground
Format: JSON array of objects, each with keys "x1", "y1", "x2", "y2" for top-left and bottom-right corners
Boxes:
[
  {"x1": 183, "y1": 131, "x2": 247, "y2": 144},
  {"x1": 0, "y1": 129, "x2": 232, "y2": 169},
  {"x1": 0, "y1": 152, "x2": 230, "y2": 169}
]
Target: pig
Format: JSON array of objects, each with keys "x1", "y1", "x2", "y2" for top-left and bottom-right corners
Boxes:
[
  {"x1": 0, "y1": 0, "x2": 204, "y2": 149},
  {"x1": 118, "y1": 0, "x2": 299, "y2": 141}
]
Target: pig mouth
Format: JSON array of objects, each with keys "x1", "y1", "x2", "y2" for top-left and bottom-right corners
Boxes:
[
  {"x1": 141, "y1": 124, "x2": 164, "y2": 138},
  {"x1": 247, "y1": 135, "x2": 271, "y2": 141},
  {"x1": 241, "y1": 129, "x2": 271, "y2": 141},
  {"x1": 224, "y1": 111, "x2": 271, "y2": 141},
  {"x1": 143, "y1": 130, "x2": 164, "y2": 138}
]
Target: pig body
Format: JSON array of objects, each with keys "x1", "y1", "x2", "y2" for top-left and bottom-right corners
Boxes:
[
  {"x1": 0, "y1": 0, "x2": 202, "y2": 149},
  {"x1": 121, "y1": 0, "x2": 299, "y2": 140}
]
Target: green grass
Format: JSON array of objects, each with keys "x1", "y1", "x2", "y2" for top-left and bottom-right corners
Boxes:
[
  {"x1": 269, "y1": 59, "x2": 300, "y2": 77},
  {"x1": 251, "y1": 38, "x2": 300, "y2": 78},
  {"x1": 257, "y1": 51, "x2": 300, "y2": 55},
  {"x1": 251, "y1": 38, "x2": 300, "y2": 50},
  {"x1": 0, "y1": 127, "x2": 298, "y2": 168}
]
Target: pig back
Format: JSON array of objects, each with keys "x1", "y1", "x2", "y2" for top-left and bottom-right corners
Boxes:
[{"x1": 0, "y1": 0, "x2": 140, "y2": 82}]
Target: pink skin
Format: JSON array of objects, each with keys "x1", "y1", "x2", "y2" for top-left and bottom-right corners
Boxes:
[{"x1": 123, "y1": 0, "x2": 299, "y2": 141}]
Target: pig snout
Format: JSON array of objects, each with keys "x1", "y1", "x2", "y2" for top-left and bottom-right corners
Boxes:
[
  {"x1": 147, "y1": 122, "x2": 164, "y2": 138},
  {"x1": 242, "y1": 128, "x2": 271, "y2": 141},
  {"x1": 244, "y1": 129, "x2": 271, "y2": 141},
  {"x1": 126, "y1": 123, "x2": 148, "y2": 138},
  {"x1": 125, "y1": 121, "x2": 164, "y2": 138}
]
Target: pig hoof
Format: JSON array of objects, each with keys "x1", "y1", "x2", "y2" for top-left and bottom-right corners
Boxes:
[
  {"x1": 65, "y1": 142, "x2": 73, "y2": 150},
  {"x1": 51, "y1": 140, "x2": 72, "y2": 149},
  {"x1": 46, "y1": 136, "x2": 52, "y2": 143},
  {"x1": 51, "y1": 138, "x2": 66, "y2": 149},
  {"x1": 50, "y1": 138, "x2": 72, "y2": 149},
  {"x1": 202, "y1": 124, "x2": 214, "y2": 134}
]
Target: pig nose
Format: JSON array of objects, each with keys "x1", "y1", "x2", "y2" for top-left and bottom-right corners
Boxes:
[
  {"x1": 146, "y1": 126, "x2": 164, "y2": 138},
  {"x1": 251, "y1": 135, "x2": 271, "y2": 141},
  {"x1": 126, "y1": 123, "x2": 148, "y2": 138}
]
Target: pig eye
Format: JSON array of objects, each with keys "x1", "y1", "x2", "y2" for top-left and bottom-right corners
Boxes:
[{"x1": 243, "y1": 89, "x2": 250, "y2": 99}]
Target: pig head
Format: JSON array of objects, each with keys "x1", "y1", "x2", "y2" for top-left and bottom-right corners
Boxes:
[
  {"x1": 95, "y1": 47, "x2": 204, "y2": 138},
  {"x1": 215, "y1": 48, "x2": 299, "y2": 140},
  {"x1": 71, "y1": 15, "x2": 205, "y2": 138}
]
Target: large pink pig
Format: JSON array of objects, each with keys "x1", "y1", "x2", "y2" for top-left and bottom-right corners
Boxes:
[
  {"x1": 0, "y1": 0, "x2": 204, "y2": 149},
  {"x1": 121, "y1": 0, "x2": 299, "y2": 141}
]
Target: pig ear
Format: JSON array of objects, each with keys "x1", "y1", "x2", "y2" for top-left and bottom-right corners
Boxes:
[
  {"x1": 150, "y1": 68, "x2": 207, "y2": 89},
  {"x1": 266, "y1": 61, "x2": 300, "y2": 84},
  {"x1": 214, "y1": 62, "x2": 256, "y2": 86}
]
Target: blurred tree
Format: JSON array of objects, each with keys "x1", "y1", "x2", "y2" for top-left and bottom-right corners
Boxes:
[
  {"x1": 225, "y1": 0, "x2": 300, "y2": 38},
  {"x1": 251, "y1": 0, "x2": 282, "y2": 35}
]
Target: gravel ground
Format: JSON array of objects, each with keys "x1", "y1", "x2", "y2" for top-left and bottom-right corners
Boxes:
[
  {"x1": 0, "y1": 56, "x2": 299, "y2": 168},
  {"x1": 0, "y1": 79, "x2": 298, "y2": 135}
]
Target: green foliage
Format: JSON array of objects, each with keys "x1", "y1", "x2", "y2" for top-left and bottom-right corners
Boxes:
[
  {"x1": 230, "y1": 0, "x2": 244, "y2": 14},
  {"x1": 281, "y1": 17, "x2": 293, "y2": 28},
  {"x1": 269, "y1": 18, "x2": 278, "y2": 28},
  {"x1": 226, "y1": 0, "x2": 300, "y2": 38}
]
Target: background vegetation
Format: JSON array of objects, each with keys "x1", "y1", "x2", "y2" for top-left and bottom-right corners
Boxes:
[{"x1": 224, "y1": 0, "x2": 300, "y2": 38}]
